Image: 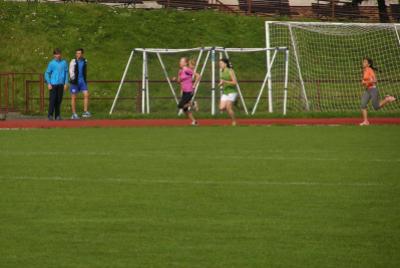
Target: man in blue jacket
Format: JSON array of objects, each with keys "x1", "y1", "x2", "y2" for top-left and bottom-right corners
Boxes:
[
  {"x1": 69, "y1": 48, "x2": 91, "y2": 119},
  {"x1": 45, "y1": 48, "x2": 68, "y2": 120}
]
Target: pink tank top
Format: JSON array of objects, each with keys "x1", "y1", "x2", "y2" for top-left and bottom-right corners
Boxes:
[{"x1": 179, "y1": 67, "x2": 194, "y2": 93}]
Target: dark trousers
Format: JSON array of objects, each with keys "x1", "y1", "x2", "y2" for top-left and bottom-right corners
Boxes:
[{"x1": 48, "y1": 84, "x2": 64, "y2": 118}]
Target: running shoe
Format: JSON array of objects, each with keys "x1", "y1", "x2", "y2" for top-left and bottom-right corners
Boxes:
[
  {"x1": 82, "y1": 111, "x2": 92, "y2": 118},
  {"x1": 55, "y1": 116, "x2": 62, "y2": 121},
  {"x1": 191, "y1": 121, "x2": 198, "y2": 126},
  {"x1": 71, "y1": 113, "x2": 80, "y2": 120},
  {"x1": 359, "y1": 121, "x2": 370, "y2": 126},
  {"x1": 385, "y1": 96, "x2": 396, "y2": 102}
]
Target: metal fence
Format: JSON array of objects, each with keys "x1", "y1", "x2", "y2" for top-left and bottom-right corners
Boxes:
[
  {"x1": 2, "y1": 72, "x2": 386, "y2": 115},
  {"x1": 0, "y1": 73, "x2": 44, "y2": 114},
  {"x1": 2, "y1": 73, "x2": 281, "y2": 114}
]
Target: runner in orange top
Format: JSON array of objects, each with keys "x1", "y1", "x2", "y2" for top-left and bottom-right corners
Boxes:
[
  {"x1": 360, "y1": 58, "x2": 396, "y2": 126},
  {"x1": 362, "y1": 65, "x2": 376, "y2": 89}
]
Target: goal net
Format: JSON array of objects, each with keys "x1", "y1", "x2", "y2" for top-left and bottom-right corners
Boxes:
[{"x1": 266, "y1": 21, "x2": 400, "y2": 112}]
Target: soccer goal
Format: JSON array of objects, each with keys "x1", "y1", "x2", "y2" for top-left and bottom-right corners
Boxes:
[
  {"x1": 109, "y1": 46, "x2": 290, "y2": 115},
  {"x1": 266, "y1": 21, "x2": 400, "y2": 112}
]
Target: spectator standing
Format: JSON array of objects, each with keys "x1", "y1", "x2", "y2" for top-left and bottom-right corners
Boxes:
[{"x1": 45, "y1": 48, "x2": 68, "y2": 120}]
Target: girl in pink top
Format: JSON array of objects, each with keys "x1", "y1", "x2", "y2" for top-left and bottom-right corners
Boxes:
[
  {"x1": 173, "y1": 57, "x2": 200, "y2": 126},
  {"x1": 179, "y1": 64, "x2": 194, "y2": 93}
]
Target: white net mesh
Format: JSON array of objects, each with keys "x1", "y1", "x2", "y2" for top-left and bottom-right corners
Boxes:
[{"x1": 267, "y1": 22, "x2": 400, "y2": 112}]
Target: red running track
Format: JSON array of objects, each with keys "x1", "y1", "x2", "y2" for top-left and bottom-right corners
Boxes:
[{"x1": 0, "y1": 118, "x2": 399, "y2": 128}]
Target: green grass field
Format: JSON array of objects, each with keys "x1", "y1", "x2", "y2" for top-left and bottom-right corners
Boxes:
[{"x1": 1, "y1": 126, "x2": 399, "y2": 267}]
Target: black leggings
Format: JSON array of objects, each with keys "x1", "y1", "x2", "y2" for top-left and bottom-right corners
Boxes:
[{"x1": 178, "y1": 92, "x2": 193, "y2": 112}]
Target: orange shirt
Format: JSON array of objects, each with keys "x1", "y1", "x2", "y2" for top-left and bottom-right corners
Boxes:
[{"x1": 362, "y1": 67, "x2": 376, "y2": 90}]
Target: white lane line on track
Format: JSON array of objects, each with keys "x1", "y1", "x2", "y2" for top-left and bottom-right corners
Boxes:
[
  {"x1": 0, "y1": 175, "x2": 390, "y2": 187},
  {"x1": 1, "y1": 151, "x2": 399, "y2": 163}
]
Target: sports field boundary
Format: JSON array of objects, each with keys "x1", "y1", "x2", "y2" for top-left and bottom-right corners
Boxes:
[{"x1": 0, "y1": 118, "x2": 400, "y2": 128}]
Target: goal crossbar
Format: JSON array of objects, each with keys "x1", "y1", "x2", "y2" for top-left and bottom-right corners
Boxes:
[{"x1": 269, "y1": 21, "x2": 400, "y2": 26}]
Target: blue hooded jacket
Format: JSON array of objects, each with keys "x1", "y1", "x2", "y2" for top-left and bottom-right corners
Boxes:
[{"x1": 45, "y1": 59, "x2": 69, "y2": 85}]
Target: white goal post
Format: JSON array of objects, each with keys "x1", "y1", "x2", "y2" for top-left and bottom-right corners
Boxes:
[
  {"x1": 109, "y1": 46, "x2": 290, "y2": 115},
  {"x1": 266, "y1": 21, "x2": 400, "y2": 112}
]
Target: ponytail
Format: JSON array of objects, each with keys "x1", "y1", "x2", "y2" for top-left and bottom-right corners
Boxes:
[
  {"x1": 365, "y1": 57, "x2": 378, "y2": 72},
  {"x1": 220, "y1": 58, "x2": 233, "y2": 69}
]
